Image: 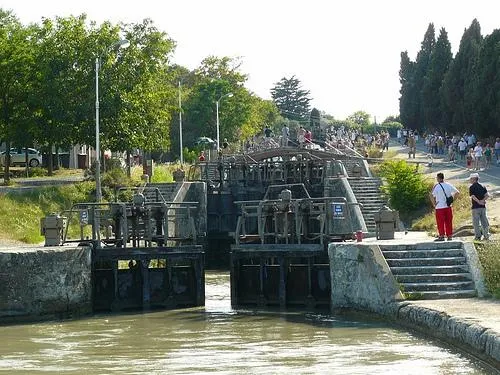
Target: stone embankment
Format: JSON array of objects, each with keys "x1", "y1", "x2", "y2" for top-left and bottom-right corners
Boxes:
[
  {"x1": 396, "y1": 300, "x2": 500, "y2": 369},
  {"x1": 329, "y1": 242, "x2": 500, "y2": 369},
  {"x1": 0, "y1": 244, "x2": 92, "y2": 324}
]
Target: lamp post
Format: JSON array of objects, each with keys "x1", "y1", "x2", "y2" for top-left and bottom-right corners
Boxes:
[
  {"x1": 95, "y1": 39, "x2": 129, "y2": 202},
  {"x1": 178, "y1": 81, "x2": 183, "y2": 164},
  {"x1": 216, "y1": 92, "x2": 233, "y2": 150}
]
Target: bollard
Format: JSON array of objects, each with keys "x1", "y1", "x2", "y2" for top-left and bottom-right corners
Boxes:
[{"x1": 355, "y1": 230, "x2": 363, "y2": 242}]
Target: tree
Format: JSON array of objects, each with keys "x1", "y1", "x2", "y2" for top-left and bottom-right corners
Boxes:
[
  {"x1": 29, "y1": 15, "x2": 99, "y2": 175},
  {"x1": 382, "y1": 115, "x2": 401, "y2": 123},
  {"x1": 473, "y1": 29, "x2": 500, "y2": 136},
  {"x1": 270, "y1": 76, "x2": 311, "y2": 121},
  {"x1": 399, "y1": 51, "x2": 417, "y2": 128},
  {"x1": 108, "y1": 18, "x2": 177, "y2": 153},
  {"x1": 182, "y1": 57, "x2": 255, "y2": 148},
  {"x1": 441, "y1": 19, "x2": 482, "y2": 133},
  {"x1": 421, "y1": 27, "x2": 452, "y2": 130},
  {"x1": 347, "y1": 111, "x2": 371, "y2": 126},
  {"x1": 414, "y1": 23, "x2": 436, "y2": 130},
  {"x1": 0, "y1": 10, "x2": 33, "y2": 183}
]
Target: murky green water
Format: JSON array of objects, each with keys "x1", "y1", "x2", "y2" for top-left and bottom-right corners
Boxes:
[{"x1": 0, "y1": 272, "x2": 495, "y2": 374}]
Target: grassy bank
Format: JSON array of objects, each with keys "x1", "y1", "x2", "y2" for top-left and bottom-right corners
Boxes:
[
  {"x1": 411, "y1": 182, "x2": 476, "y2": 234},
  {"x1": 0, "y1": 181, "x2": 95, "y2": 243},
  {"x1": 474, "y1": 241, "x2": 500, "y2": 298},
  {"x1": 0, "y1": 164, "x2": 183, "y2": 244}
]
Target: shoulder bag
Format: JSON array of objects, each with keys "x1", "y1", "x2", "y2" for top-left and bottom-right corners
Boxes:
[{"x1": 439, "y1": 183, "x2": 454, "y2": 206}]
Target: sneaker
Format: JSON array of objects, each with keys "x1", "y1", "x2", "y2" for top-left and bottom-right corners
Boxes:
[
  {"x1": 446, "y1": 236, "x2": 453, "y2": 241},
  {"x1": 434, "y1": 237, "x2": 445, "y2": 242}
]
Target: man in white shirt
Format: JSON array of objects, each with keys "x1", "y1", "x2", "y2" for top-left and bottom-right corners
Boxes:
[
  {"x1": 494, "y1": 137, "x2": 500, "y2": 163},
  {"x1": 473, "y1": 142, "x2": 483, "y2": 170},
  {"x1": 281, "y1": 125, "x2": 289, "y2": 147},
  {"x1": 431, "y1": 172, "x2": 459, "y2": 241},
  {"x1": 458, "y1": 138, "x2": 467, "y2": 161}
]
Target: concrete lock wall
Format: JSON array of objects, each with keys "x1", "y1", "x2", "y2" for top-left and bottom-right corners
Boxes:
[
  {"x1": 328, "y1": 243, "x2": 403, "y2": 315},
  {"x1": 327, "y1": 242, "x2": 500, "y2": 369},
  {"x1": 0, "y1": 245, "x2": 92, "y2": 323}
]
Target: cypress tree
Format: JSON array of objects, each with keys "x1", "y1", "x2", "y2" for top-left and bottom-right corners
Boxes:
[
  {"x1": 441, "y1": 19, "x2": 482, "y2": 133},
  {"x1": 414, "y1": 23, "x2": 436, "y2": 131},
  {"x1": 473, "y1": 29, "x2": 500, "y2": 136},
  {"x1": 421, "y1": 27, "x2": 452, "y2": 130},
  {"x1": 399, "y1": 51, "x2": 417, "y2": 129}
]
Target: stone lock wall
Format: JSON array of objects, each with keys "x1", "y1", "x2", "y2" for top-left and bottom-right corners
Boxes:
[
  {"x1": 328, "y1": 243, "x2": 404, "y2": 315},
  {"x1": 0, "y1": 245, "x2": 92, "y2": 323}
]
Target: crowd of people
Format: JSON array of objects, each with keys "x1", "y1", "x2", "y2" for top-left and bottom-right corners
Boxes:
[{"x1": 411, "y1": 131, "x2": 500, "y2": 171}]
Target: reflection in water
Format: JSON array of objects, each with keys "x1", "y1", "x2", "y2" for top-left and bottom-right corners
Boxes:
[{"x1": 0, "y1": 272, "x2": 494, "y2": 374}]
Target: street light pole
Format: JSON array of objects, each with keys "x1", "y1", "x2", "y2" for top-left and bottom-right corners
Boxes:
[
  {"x1": 95, "y1": 39, "x2": 129, "y2": 202},
  {"x1": 179, "y1": 81, "x2": 183, "y2": 164},
  {"x1": 95, "y1": 56, "x2": 102, "y2": 202},
  {"x1": 215, "y1": 92, "x2": 233, "y2": 151}
]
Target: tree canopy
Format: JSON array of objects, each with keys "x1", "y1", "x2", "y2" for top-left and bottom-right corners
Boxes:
[
  {"x1": 399, "y1": 19, "x2": 500, "y2": 137},
  {"x1": 270, "y1": 76, "x2": 312, "y2": 121}
]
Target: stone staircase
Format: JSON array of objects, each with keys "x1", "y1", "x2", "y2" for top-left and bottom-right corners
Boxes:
[
  {"x1": 348, "y1": 177, "x2": 386, "y2": 232},
  {"x1": 142, "y1": 183, "x2": 179, "y2": 203},
  {"x1": 381, "y1": 241, "x2": 477, "y2": 299}
]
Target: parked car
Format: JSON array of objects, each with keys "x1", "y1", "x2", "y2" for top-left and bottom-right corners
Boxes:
[{"x1": 0, "y1": 148, "x2": 42, "y2": 167}]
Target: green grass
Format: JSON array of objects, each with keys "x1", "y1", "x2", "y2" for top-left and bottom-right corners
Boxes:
[
  {"x1": 0, "y1": 164, "x2": 184, "y2": 244},
  {"x1": 411, "y1": 182, "x2": 472, "y2": 234},
  {"x1": 0, "y1": 181, "x2": 95, "y2": 243},
  {"x1": 130, "y1": 164, "x2": 181, "y2": 183},
  {"x1": 474, "y1": 241, "x2": 500, "y2": 298}
]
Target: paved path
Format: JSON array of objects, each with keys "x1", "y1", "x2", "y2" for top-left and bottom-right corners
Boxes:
[
  {"x1": 389, "y1": 139, "x2": 500, "y2": 191},
  {"x1": 410, "y1": 298, "x2": 500, "y2": 334}
]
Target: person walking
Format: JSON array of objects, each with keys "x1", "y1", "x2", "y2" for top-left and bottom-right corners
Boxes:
[
  {"x1": 483, "y1": 143, "x2": 492, "y2": 169},
  {"x1": 495, "y1": 137, "x2": 500, "y2": 164},
  {"x1": 473, "y1": 141, "x2": 483, "y2": 170},
  {"x1": 407, "y1": 134, "x2": 416, "y2": 159},
  {"x1": 469, "y1": 172, "x2": 490, "y2": 240},
  {"x1": 431, "y1": 172, "x2": 459, "y2": 241},
  {"x1": 281, "y1": 124, "x2": 290, "y2": 147}
]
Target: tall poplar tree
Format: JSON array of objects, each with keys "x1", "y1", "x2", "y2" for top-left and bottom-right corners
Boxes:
[
  {"x1": 421, "y1": 27, "x2": 452, "y2": 130},
  {"x1": 441, "y1": 19, "x2": 482, "y2": 133},
  {"x1": 399, "y1": 51, "x2": 417, "y2": 128},
  {"x1": 473, "y1": 29, "x2": 500, "y2": 136},
  {"x1": 413, "y1": 23, "x2": 435, "y2": 130}
]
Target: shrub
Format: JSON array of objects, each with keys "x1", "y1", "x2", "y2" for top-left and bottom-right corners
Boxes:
[
  {"x1": 378, "y1": 160, "x2": 431, "y2": 216},
  {"x1": 28, "y1": 167, "x2": 48, "y2": 177},
  {"x1": 366, "y1": 146, "x2": 383, "y2": 158},
  {"x1": 182, "y1": 147, "x2": 198, "y2": 164}
]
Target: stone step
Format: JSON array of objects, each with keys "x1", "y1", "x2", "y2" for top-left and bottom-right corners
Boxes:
[
  {"x1": 400, "y1": 281, "x2": 475, "y2": 292},
  {"x1": 395, "y1": 273, "x2": 473, "y2": 283},
  {"x1": 357, "y1": 198, "x2": 386, "y2": 203},
  {"x1": 382, "y1": 249, "x2": 465, "y2": 259},
  {"x1": 380, "y1": 241, "x2": 464, "y2": 251},
  {"x1": 361, "y1": 207, "x2": 385, "y2": 213},
  {"x1": 403, "y1": 290, "x2": 477, "y2": 299},
  {"x1": 391, "y1": 265, "x2": 469, "y2": 275},
  {"x1": 350, "y1": 184, "x2": 381, "y2": 188},
  {"x1": 386, "y1": 257, "x2": 467, "y2": 267}
]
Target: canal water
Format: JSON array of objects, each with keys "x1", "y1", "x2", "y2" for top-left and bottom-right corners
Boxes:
[{"x1": 0, "y1": 272, "x2": 495, "y2": 374}]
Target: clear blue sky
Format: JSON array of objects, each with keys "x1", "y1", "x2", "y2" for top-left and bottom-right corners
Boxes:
[{"x1": 2, "y1": 0, "x2": 499, "y2": 122}]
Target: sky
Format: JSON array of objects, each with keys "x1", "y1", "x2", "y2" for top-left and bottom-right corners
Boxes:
[{"x1": 2, "y1": 0, "x2": 499, "y2": 122}]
